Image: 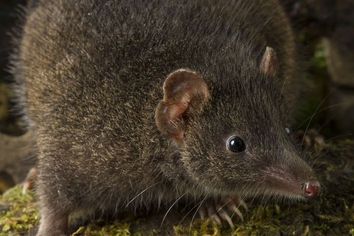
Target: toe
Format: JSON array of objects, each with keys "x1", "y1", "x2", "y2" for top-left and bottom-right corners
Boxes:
[
  {"x1": 218, "y1": 208, "x2": 235, "y2": 229},
  {"x1": 207, "y1": 203, "x2": 222, "y2": 225},
  {"x1": 198, "y1": 207, "x2": 206, "y2": 219},
  {"x1": 228, "y1": 203, "x2": 244, "y2": 221}
]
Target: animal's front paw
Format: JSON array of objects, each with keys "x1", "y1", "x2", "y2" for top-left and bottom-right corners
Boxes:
[
  {"x1": 198, "y1": 196, "x2": 247, "y2": 228},
  {"x1": 22, "y1": 167, "x2": 37, "y2": 194},
  {"x1": 295, "y1": 129, "x2": 326, "y2": 152}
]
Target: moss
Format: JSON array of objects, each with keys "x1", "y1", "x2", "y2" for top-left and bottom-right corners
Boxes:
[
  {"x1": 72, "y1": 224, "x2": 131, "y2": 236},
  {"x1": 0, "y1": 140, "x2": 353, "y2": 235},
  {"x1": 174, "y1": 220, "x2": 222, "y2": 236},
  {"x1": 0, "y1": 186, "x2": 39, "y2": 235}
]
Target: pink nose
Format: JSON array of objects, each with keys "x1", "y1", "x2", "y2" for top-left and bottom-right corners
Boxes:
[{"x1": 303, "y1": 181, "x2": 321, "y2": 198}]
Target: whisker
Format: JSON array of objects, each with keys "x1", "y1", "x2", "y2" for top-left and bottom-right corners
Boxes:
[
  {"x1": 296, "y1": 96, "x2": 354, "y2": 135},
  {"x1": 216, "y1": 199, "x2": 232, "y2": 213},
  {"x1": 324, "y1": 133, "x2": 353, "y2": 143},
  {"x1": 160, "y1": 192, "x2": 187, "y2": 227},
  {"x1": 317, "y1": 100, "x2": 354, "y2": 113},
  {"x1": 189, "y1": 195, "x2": 207, "y2": 231},
  {"x1": 125, "y1": 181, "x2": 161, "y2": 207},
  {"x1": 296, "y1": 95, "x2": 330, "y2": 130},
  {"x1": 301, "y1": 95, "x2": 329, "y2": 146},
  {"x1": 178, "y1": 201, "x2": 201, "y2": 225}
]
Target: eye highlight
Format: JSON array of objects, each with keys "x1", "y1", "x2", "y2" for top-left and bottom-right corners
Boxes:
[{"x1": 227, "y1": 136, "x2": 246, "y2": 153}]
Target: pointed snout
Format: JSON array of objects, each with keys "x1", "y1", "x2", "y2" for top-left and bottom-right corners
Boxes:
[{"x1": 302, "y1": 181, "x2": 320, "y2": 199}]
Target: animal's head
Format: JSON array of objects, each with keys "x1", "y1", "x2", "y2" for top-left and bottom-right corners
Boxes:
[{"x1": 155, "y1": 47, "x2": 320, "y2": 200}]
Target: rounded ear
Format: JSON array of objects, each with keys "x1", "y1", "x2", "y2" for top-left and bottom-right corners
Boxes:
[
  {"x1": 260, "y1": 46, "x2": 278, "y2": 77},
  {"x1": 155, "y1": 69, "x2": 210, "y2": 143}
]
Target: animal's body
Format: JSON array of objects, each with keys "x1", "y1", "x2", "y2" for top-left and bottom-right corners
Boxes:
[{"x1": 13, "y1": 0, "x2": 320, "y2": 235}]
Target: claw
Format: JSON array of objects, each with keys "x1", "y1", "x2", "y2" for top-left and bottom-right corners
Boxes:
[
  {"x1": 197, "y1": 196, "x2": 246, "y2": 228},
  {"x1": 217, "y1": 199, "x2": 232, "y2": 213},
  {"x1": 239, "y1": 199, "x2": 248, "y2": 211},
  {"x1": 198, "y1": 207, "x2": 206, "y2": 219},
  {"x1": 210, "y1": 214, "x2": 222, "y2": 225},
  {"x1": 218, "y1": 208, "x2": 234, "y2": 229},
  {"x1": 207, "y1": 204, "x2": 222, "y2": 225},
  {"x1": 228, "y1": 203, "x2": 244, "y2": 221}
]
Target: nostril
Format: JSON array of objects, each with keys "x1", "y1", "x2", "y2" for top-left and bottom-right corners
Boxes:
[{"x1": 303, "y1": 181, "x2": 321, "y2": 198}]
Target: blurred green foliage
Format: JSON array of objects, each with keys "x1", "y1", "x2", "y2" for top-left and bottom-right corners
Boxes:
[{"x1": 0, "y1": 186, "x2": 39, "y2": 235}]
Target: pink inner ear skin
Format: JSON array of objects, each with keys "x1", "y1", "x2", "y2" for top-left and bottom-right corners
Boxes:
[
  {"x1": 260, "y1": 46, "x2": 278, "y2": 77},
  {"x1": 155, "y1": 101, "x2": 188, "y2": 143},
  {"x1": 167, "y1": 101, "x2": 189, "y2": 142},
  {"x1": 155, "y1": 69, "x2": 210, "y2": 144}
]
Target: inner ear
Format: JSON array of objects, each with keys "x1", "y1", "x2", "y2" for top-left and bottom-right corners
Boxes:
[
  {"x1": 260, "y1": 46, "x2": 278, "y2": 77},
  {"x1": 155, "y1": 69, "x2": 210, "y2": 143}
]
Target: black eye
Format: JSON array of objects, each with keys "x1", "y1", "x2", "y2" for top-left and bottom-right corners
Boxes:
[{"x1": 227, "y1": 136, "x2": 246, "y2": 153}]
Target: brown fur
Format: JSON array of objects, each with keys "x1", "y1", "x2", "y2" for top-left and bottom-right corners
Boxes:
[{"x1": 13, "y1": 0, "x2": 317, "y2": 235}]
